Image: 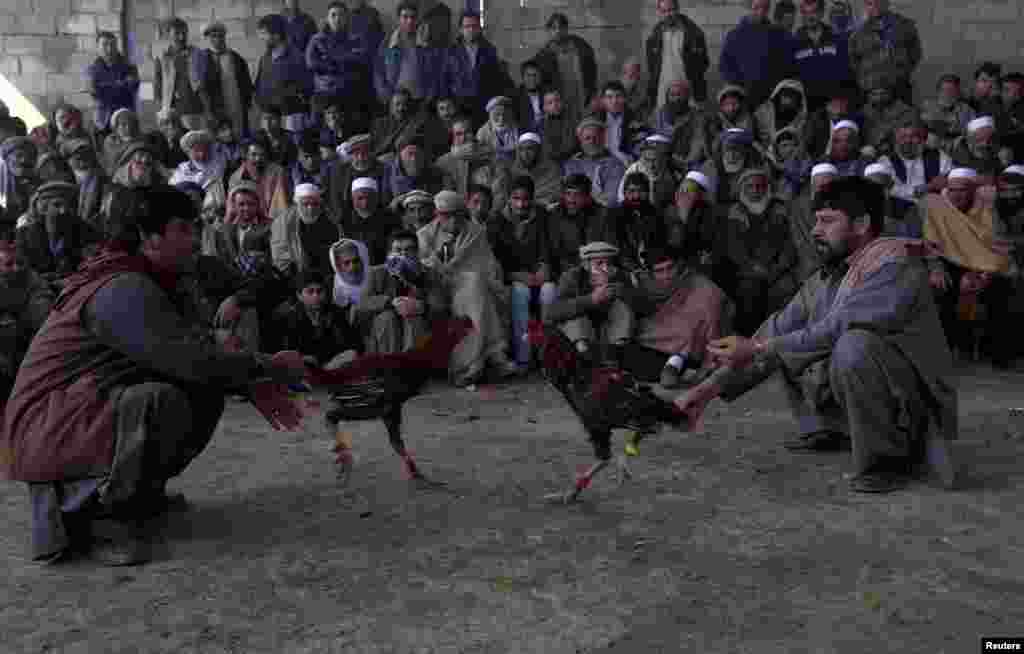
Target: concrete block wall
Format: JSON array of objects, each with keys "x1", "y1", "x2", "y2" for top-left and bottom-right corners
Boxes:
[{"x1": 1, "y1": 0, "x2": 1021, "y2": 124}]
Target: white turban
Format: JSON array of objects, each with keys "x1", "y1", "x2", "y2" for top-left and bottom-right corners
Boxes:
[
  {"x1": 351, "y1": 177, "x2": 378, "y2": 193},
  {"x1": 864, "y1": 162, "x2": 894, "y2": 179},
  {"x1": 831, "y1": 119, "x2": 860, "y2": 133},
  {"x1": 1004, "y1": 164, "x2": 1024, "y2": 177},
  {"x1": 967, "y1": 116, "x2": 996, "y2": 133},
  {"x1": 518, "y1": 132, "x2": 542, "y2": 146},
  {"x1": 294, "y1": 183, "x2": 321, "y2": 200},
  {"x1": 811, "y1": 163, "x2": 839, "y2": 178},
  {"x1": 684, "y1": 170, "x2": 712, "y2": 192},
  {"x1": 948, "y1": 167, "x2": 979, "y2": 181}
]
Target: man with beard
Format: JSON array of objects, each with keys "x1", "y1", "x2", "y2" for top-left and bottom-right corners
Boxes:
[
  {"x1": 618, "y1": 134, "x2": 679, "y2": 211},
  {"x1": 675, "y1": 176, "x2": 958, "y2": 494},
  {"x1": 705, "y1": 85, "x2": 754, "y2": 158},
  {"x1": 533, "y1": 13, "x2": 597, "y2": 126},
  {"x1": 418, "y1": 190, "x2": 521, "y2": 386},
  {"x1": 545, "y1": 241, "x2": 635, "y2": 364},
  {"x1": 326, "y1": 134, "x2": 387, "y2": 226},
  {"x1": 652, "y1": 80, "x2": 706, "y2": 173},
  {"x1": 356, "y1": 229, "x2": 448, "y2": 355},
  {"x1": 669, "y1": 171, "x2": 718, "y2": 277},
  {"x1": 476, "y1": 96, "x2": 521, "y2": 163},
  {"x1": 645, "y1": 0, "x2": 710, "y2": 109},
  {"x1": 381, "y1": 135, "x2": 454, "y2": 200},
  {"x1": 340, "y1": 178, "x2": 402, "y2": 265},
  {"x1": 704, "y1": 128, "x2": 761, "y2": 206},
  {"x1": 397, "y1": 189, "x2": 436, "y2": 231},
  {"x1": 539, "y1": 89, "x2": 578, "y2": 164},
  {"x1": 5, "y1": 185, "x2": 306, "y2": 566},
  {"x1": 951, "y1": 117, "x2": 1003, "y2": 178},
  {"x1": 270, "y1": 183, "x2": 341, "y2": 276},
  {"x1": 630, "y1": 248, "x2": 730, "y2": 389},
  {"x1": 442, "y1": 11, "x2": 508, "y2": 125},
  {"x1": 824, "y1": 120, "x2": 869, "y2": 178},
  {"x1": 721, "y1": 168, "x2": 800, "y2": 335},
  {"x1": 495, "y1": 133, "x2": 563, "y2": 209},
  {"x1": 860, "y1": 74, "x2": 917, "y2": 158},
  {"x1": 0, "y1": 237, "x2": 54, "y2": 400},
  {"x1": 154, "y1": 18, "x2": 213, "y2": 131},
  {"x1": 0, "y1": 137, "x2": 39, "y2": 227},
  {"x1": 603, "y1": 173, "x2": 674, "y2": 273},
  {"x1": 488, "y1": 176, "x2": 560, "y2": 367},
  {"x1": 101, "y1": 142, "x2": 164, "y2": 230},
  {"x1": 169, "y1": 130, "x2": 229, "y2": 212},
  {"x1": 254, "y1": 14, "x2": 313, "y2": 134},
  {"x1": 878, "y1": 119, "x2": 952, "y2": 212},
  {"x1": 436, "y1": 116, "x2": 509, "y2": 201},
  {"x1": 373, "y1": 88, "x2": 444, "y2": 163},
  {"x1": 793, "y1": 0, "x2": 854, "y2": 112},
  {"x1": 754, "y1": 79, "x2": 808, "y2": 152},
  {"x1": 87, "y1": 32, "x2": 141, "y2": 138},
  {"x1": 921, "y1": 168, "x2": 1010, "y2": 360},
  {"x1": 563, "y1": 117, "x2": 627, "y2": 208},
  {"x1": 228, "y1": 136, "x2": 290, "y2": 218},
  {"x1": 802, "y1": 81, "x2": 862, "y2": 160},
  {"x1": 920, "y1": 74, "x2": 976, "y2": 156},
  {"x1": 17, "y1": 182, "x2": 101, "y2": 284},
  {"x1": 64, "y1": 139, "x2": 112, "y2": 232},
  {"x1": 548, "y1": 174, "x2": 607, "y2": 271}
]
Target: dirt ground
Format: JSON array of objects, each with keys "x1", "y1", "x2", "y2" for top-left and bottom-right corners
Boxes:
[{"x1": 2, "y1": 362, "x2": 1023, "y2": 654}]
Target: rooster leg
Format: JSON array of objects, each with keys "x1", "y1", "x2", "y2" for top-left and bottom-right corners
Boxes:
[
  {"x1": 545, "y1": 458, "x2": 610, "y2": 504},
  {"x1": 614, "y1": 454, "x2": 633, "y2": 487},
  {"x1": 384, "y1": 406, "x2": 446, "y2": 488}
]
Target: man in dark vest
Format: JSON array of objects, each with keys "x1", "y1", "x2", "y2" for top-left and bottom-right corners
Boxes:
[
  {"x1": 877, "y1": 118, "x2": 952, "y2": 219},
  {"x1": 2, "y1": 186, "x2": 306, "y2": 566}
]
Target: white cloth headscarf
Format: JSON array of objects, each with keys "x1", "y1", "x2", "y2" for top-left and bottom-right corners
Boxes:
[{"x1": 330, "y1": 238, "x2": 371, "y2": 307}]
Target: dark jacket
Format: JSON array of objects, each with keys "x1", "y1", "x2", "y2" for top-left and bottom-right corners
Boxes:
[
  {"x1": 848, "y1": 11, "x2": 922, "y2": 90},
  {"x1": 204, "y1": 48, "x2": 254, "y2": 121},
  {"x1": 339, "y1": 209, "x2": 403, "y2": 266},
  {"x1": 719, "y1": 17, "x2": 798, "y2": 107},
  {"x1": 441, "y1": 38, "x2": 509, "y2": 115},
  {"x1": 306, "y1": 29, "x2": 373, "y2": 101},
  {"x1": 255, "y1": 44, "x2": 313, "y2": 115},
  {"x1": 545, "y1": 264, "x2": 635, "y2": 325},
  {"x1": 792, "y1": 25, "x2": 853, "y2": 105},
  {"x1": 645, "y1": 13, "x2": 710, "y2": 105},
  {"x1": 487, "y1": 205, "x2": 562, "y2": 281},
  {"x1": 86, "y1": 55, "x2": 140, "y2": 130},
  {"x1": 534, "y1": 35, "x2": 598, "y2": 107},
  {"x1": 274, "y1": 300, "x2": 361, "y2": 365},
  {"x1": 599, "y1": 202, "x2": 676, "y2": 272},
  {"x1": 16, "y1": 218, "x2": 101, "y2": 280}
]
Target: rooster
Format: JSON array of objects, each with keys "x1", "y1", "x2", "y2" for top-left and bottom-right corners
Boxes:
[
  {"x1": 536, "y1": 324, "x2": 691, "y2": 503},
  {"x1": 304, "y1": 318, "x2": 473, "y2": 488}
]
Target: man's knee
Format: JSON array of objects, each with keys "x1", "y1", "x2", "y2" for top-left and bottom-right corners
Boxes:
[
  {"x1": 511, "y1": 282, "x2": 530, "y2": 311},
  {"x1": 539, "y1": 282, "x2": 558, "y2": 306},
  {"x1": 830, "y1": 328, "x2": 885, "y2": 376},
  {"x1": 119, "y1": 382, "x2": 191, "y2": 418}
]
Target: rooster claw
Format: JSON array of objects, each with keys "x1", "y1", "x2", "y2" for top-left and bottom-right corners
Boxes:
[{"x1": 544, "y1": 490, "x2": 580, "y2": 505}]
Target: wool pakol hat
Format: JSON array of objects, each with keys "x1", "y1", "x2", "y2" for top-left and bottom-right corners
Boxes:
[{"x1": 579, "y1": 241, "x2": 619, "y2": 261}]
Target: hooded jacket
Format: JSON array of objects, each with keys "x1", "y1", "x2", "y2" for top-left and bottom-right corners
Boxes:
[{"x1": 754, "y1": 79, "x2": 809, "y2": 150}]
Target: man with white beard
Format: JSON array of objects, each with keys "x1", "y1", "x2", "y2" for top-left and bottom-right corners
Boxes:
[
  {"x1": 270, "y1": 183, "x2": 341, "y2": 276},
  {"x1": 721, "y1": 168, "x2": 800, "y2": 335},
  {"x1": 63, "y1": 139, "x2": 112, "y2": 231},
  {"x1": 878, "y1": 118, "x2": 952, "y2": 209},
  {"x1": 562, "y1": 117, "x2": 627, "y2": 208}
]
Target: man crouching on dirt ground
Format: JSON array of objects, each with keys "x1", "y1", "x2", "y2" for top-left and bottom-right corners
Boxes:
[
  {"x1": 674, "y1": 176, "x2": 959, "y2": 494},
  {"x1": 1, "y1": 186, "x2": 307, "y2": 566}
]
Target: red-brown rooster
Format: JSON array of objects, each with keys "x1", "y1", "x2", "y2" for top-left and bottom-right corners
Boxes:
[
  {"x1": 536, "y1": 324, "x2": 691, "y2": 503},
  {"x1": 303, "y1": 318, "x2": 473, "y2": 488}
]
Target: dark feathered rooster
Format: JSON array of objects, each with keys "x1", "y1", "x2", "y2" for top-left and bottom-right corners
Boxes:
[
  {"x1": 536, "y1": 324, "x2": 691, "y2": 503},
  {"x1": 304, "y1": 318, "x2": 473, "y2": 487}
]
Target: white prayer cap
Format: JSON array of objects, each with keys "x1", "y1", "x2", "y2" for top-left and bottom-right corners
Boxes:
[
  {"x1": 948, "y1": 167, "x2": 979, "y2": 181},
  {"x1": 967, "y1": 116, "x2": 996, "y2": 133},
  {"x1": 1003, "y1": 164, "x2": 1024, "y2": 177},
  {"x1": 434, "y1": 190, "x2": 464, "y2": 212},
  {"x1": 351, "y1": 177, "x2": 378, "y2": 193},
  {"x1": 486, "y1": 96, "x2": 512, "y2": 113},
  {"x1": 518, "y1": 132, "x2": 542, "y2": 146},
  {"x1": 831, "y1": 119, "x2": 860, "y2": 133},
  {"x1": 811, "y1": 163, "x2": 839, "y2": 178},
  {"x1": 294, "y1": 183, "x2": 321, "y2": 200},
  {"x1": 864, "y1": 162, "x2": 894, "y2": 179},
  {"x1": 640, "y1": 133, "x2": 672, "y2": 151},
  {"x1": 684, "y1": 170, "x2": 712, "y2": 192}
]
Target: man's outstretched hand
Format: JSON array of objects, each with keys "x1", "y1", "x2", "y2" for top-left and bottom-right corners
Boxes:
[
  {"x1": 249, "y1": 351, "x2": 309, "y2": 431},
  {"x1": 706, "y1": 335, "x2": 758, "y2": 370}
]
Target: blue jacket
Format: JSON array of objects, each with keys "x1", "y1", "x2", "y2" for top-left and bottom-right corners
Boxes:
[
  {"x1": 86, "y1": 55, "x2": 139, "y2": 130},
  {"x1": 793, "y1": 26, "x2": 854, "y2": 103},
  {"x1": 255, "y1": 45, "x2": 313, "y2": 115},
  {"x1": 719, "y1": 17, "x2": 798, "y2": 107},
  {"x1": 306, "y1": 30, "x2": 372, "y2": 99},
  {"x1": 373, "y1": 35, "x2": 443, "y2": 103},
  {"x1": 282, "y1": 11, "x2": 318, "y2": 57},
  {"x1": 441, "y1": 38, "x2": 508, "y2": 113}
]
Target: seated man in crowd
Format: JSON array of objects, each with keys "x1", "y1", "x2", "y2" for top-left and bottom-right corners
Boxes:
[
  {"x1": 326, "y1": 133, "x2": 387, "y2": 226},
  {"x1": 355, "y1": 229, "x2": 449, "y2": 354},
  {"x1": 254, "y1": 107, "x2": 298, "y2": 169},
  {"x1": 289, "y1": 134, "x2": 329, "y2": 193},
  {"x1": 417, "y1": 190, "x2": 520, "y2": 386},
  {"x1": 435, "y1": 116, "x2": 507, "y2": 200},
  {"x1": 562, "y1": 117, "x2": 626, "y2": 208},
  {"x1": 922, "y1": 168, "x2": 1011, "y2": 362},
  {"x1": 381, "y1": 134, "x2": 455, "y2": 200},
  {"x1": 395, "y1": 189, "x2": 436, "y2": 232},
  {"x1": 668, "y1": 171, "x2": 718, "y2": 279},
  {"x1": 270, "y1": 183, "x2": 341, "y2": 276},
  {"x1": 17, "y1": 181, "x2": 101, "y2": 283},
  {"x1": 467, "y1": 184, "x2": 496, "y2": 226},
  {"x1": 229, "y1": 136, "x2": 290, "y2": 219},
  {"x1": 920, "y1": 74, "x2": 976, "y2": 155},
  {"x1": 0, "y1": 236, "x2": 54, "y2": 399},
  {"x1": 341, "y1": 177, "x2": 403, "y2": 265},
  {"x1": 628, "y1": 247, "x2": 730, "y2": 389},
  {"x1": 488, "y1": 176, "x2": 561, "y2": 368},
  {"x1": 878, "y1": 118, "x2": 952, "y2": 215},
  {"x1": 675, "y1": 177, "x2": 958, "y2": 494},
  {"x1": 274, "y1": 264, "x2": 361, "y2": 369},
  {"x1": 720, "y1": 168, "x2": 800, "y2": 335},
  {"x1": 862, "y1": 161, "x2": 922, "y2": 237},
  {"x1": 545, "y1": 241, "x2": 634, "y2": 363},
  {"x1": 703, "y1": 127, "x2": 762, "y2": 206},
  {"x1": 618, "y1": 134, "x2": 679, "y2": 211},
  {"x1": 652, "y1": 80, "x2": 706, "y2": 173},
  {"x1": 860, "y1": 75, "x2": 916, "y2": 159},
  {"x1": 64, "y1": 138, "x2": 113, "y2": 232},
  {"x1": 547, "y1": 173, "x2": 607, "y2": 268},
  {"x1": 1, "y1": 137, "x2": 40, "y2": 225},
  {"x1": 2, "y1": 186, "x2": 306, "y2": 565},
  {"x1": 538, "y1": 88, "x2": 579, "y2": 164},
  {"x1": 476, "y1": 96, "x2": 521, "y2": 163},
  {"x1": 951, "y1": 116, "x2": 1003, "y2": 178},
  {"x1": 496, "y1": 132, "x2": 563, "y2": 209},
  {"x1": 824, "y1": 120, "x2": 870, "y2": 178},
  {"x1": 603, "y1": 172, "x2": 674, "y2": 273}
]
